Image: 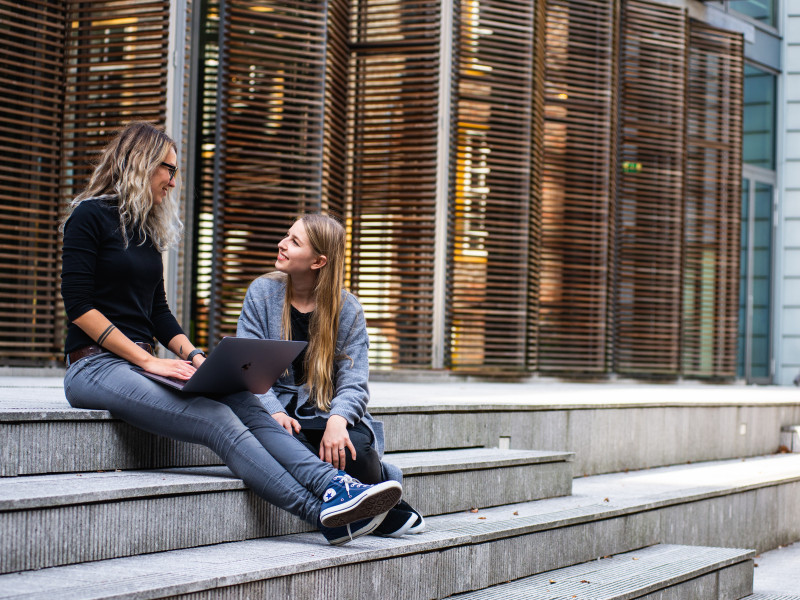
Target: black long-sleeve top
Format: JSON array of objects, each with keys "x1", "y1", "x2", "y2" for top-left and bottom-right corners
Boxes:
[{"x1": 60, "y1": 197, "x2": 184, "y2": 355}]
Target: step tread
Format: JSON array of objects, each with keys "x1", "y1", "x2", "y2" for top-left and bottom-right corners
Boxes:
[
  {"x1": 0, "y1": 448, "x2": 571, "y2": 511},
  {"x1": 383, "y1": 448, "x2": 574, "y2": 472},
  {"x1": 0, "y1": 454, "x2": 794, "y2": 599},
  {"x1": 6, "y1": 450, "x2": 794, "y2": 516},
  {"x1": 4, "y1": 381, "x2": 800, "y2": 422},
  {"x1": 447, "y1": 544, "x2": 754, "y2": 599}
]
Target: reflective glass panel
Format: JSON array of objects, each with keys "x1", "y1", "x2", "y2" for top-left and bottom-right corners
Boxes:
[
  {"x1": 750, "y1": 182, "x2": 772, "y2": 379},
  {"x1": 729, "y1": 0, "x2": 775, "y2": 26},
  {"x1": 742, "y1": 64, "x2": 776, "y2": 169},
  {"x1": 737, "y1": 178, "x2": 773, "y2": 381},
  {"x1": 736, "y1": 179, "x2": 749, "y2": 378}
]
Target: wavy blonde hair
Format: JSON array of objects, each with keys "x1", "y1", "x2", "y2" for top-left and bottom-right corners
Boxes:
[
  {"x1": 60, "y1": 121, "x2": 182, "y2": 251},
  {"x1": 279, "y1": 213, "x2": 347, "y2": 411}
]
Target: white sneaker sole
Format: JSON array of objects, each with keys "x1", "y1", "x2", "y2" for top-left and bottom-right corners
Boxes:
[
  {"x1": 325, "y1": 513, "x2": 387, "y2": 546},
  {"x1": 407, "y1": 515, "x2": 426, "y2": 534},
  {"x1": 374, "y1": 512, "x2": 418, "y2": 538}
]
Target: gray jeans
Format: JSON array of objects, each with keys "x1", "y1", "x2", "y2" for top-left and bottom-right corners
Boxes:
[{"x1": 64, "y1": 352, "x2": 336, "y2": 524}]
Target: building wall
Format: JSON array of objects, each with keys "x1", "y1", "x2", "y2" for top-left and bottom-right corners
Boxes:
[{"x1": 779, "y1": 3, "x2": 800, "y2": 384}]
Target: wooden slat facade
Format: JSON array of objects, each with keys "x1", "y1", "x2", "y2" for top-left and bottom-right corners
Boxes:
[
  {"x1": 449, "y1": 0, "x2": 536, "y2": 371},
  {"x1": 681, "y1": 20, "x2": 743, "y2": 377},
  {"x1": 62, "y1": 0, "x2": 170, "y2": 194},
  {"x1": 537, "y1": 0, "x2": 616, "y2": 373},
  {"x1": 1, "y1": 0, "x2": 746, "y2": 380},
  {"x1": 526, "y1": 0, "x2": 546, "y2": 371},
  {"x1": 347, "y1": 0, "x2": 442, "y2": 368},
  {"x1": 212, "y1": 0, "x2": 330, "y2": 339},
  {"x1": 195, "y1": 0, "x2": 349, "y2": 344},
  {"x1": 614, "y1": 0, "x2": 686, "y2": 374},
  {"x1": 0, "y1": 0, "x2": 65, "y2": 361}
]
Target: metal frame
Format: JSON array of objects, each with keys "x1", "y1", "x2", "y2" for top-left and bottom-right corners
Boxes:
[{"x1": 740, "y1": 163, "x2": 777, "y2": 383}]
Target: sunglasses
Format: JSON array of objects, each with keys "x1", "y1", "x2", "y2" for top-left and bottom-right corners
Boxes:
[{"x1": 161, "y1": 161, "x2": 178, "y2": 183}]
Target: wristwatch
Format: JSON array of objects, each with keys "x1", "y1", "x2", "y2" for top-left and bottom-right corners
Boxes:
[{"x1": 187, "y1": 348, "x2": 206, "y2": 362}]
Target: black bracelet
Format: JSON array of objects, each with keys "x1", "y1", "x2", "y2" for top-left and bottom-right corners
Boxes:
[{"x1": 187, "y1": 348, "x2": 205, "y2": 362}]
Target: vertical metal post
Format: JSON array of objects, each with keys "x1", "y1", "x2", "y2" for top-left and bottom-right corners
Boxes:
[
  {"x1": 744, "y1": 177, "x2": 754, "y2": 383},
  {"x1": 180, "y1": 0, "x2": 207, "y2": 332},
  {"x1": 163, "y1": 0, "x2": 188, "y2": 353},
  {"x1": 432, "y1": 0, "x2": 454, "y2": 370},
  {"x1": 208, "y1": 0, "x2": 228, "y2": 346}
]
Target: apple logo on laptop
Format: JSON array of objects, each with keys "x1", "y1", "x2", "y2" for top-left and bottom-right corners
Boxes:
[{"x1": 241, "y1": 362, "x2": 252, "y2": 371}]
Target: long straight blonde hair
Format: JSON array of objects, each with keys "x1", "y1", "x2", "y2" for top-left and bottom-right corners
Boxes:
[
  {"x1": 280, "y1": 213, "x2": 346, "y2": 411},
  {"x1": 60, "y1": 121, "x2": 182, "y2": 251}
]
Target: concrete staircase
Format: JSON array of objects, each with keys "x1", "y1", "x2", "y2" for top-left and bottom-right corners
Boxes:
[{"x1": 1, "y1": 378, "x2": 799, "y2": 599}]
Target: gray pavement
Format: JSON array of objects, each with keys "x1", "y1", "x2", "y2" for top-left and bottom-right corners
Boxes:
[{"x1": 753, "y1": 541, "x2": 800, "y2": 597}]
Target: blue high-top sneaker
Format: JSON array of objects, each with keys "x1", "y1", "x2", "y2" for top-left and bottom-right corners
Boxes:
[
  {"x1": 318, "y1": 513, "x2": 386, "y2": 546},
  {"x1": 319, "y1": 471, "x2": 402, "y2": 528}
]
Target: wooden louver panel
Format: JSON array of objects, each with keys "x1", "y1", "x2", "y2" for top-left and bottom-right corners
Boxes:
[
  {"x1": 347, "y1": 0, "x2": 442, "y2": 369},
  {"x1": 537, "y1": 0, "x2": 615, "y2": 373},
  {"x1": 0, "y1": 1, "x2": 65, "y2": 361},
  {"x1": 681, "y1": 21, "x2": 743, "y2": 377},
  {"x1": 614, "y1": 0, "x2": 686, "y2": 374},
  {"x1": 526, "y1": 0, "x2": 546, "y2": 371},
  {"x1": 208, "y1": 1, "x2": 333, "y2": 342},
  {"x1": 62, "y1": 0, "x2": 170, "y2": 200},
  {"x1": 323, "y1": 0, "x2": 350, "y2": 218},
  {"x1": 449, "y1": 0, "x2": 535, "y2": 371}
]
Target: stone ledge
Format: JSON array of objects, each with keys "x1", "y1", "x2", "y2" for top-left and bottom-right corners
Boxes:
[
  {"x1": 449, "y1": 544, "x2": 755, "y2": 600},
  {"x1": 0, "y1": 449, "x2": 572, "y2": 511}
]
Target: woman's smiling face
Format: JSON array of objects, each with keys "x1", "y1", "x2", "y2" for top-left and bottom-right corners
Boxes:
[
  {"x1": 276, "y1": 220, "x2": 323, "y2": 276},
  {"x1": 151, "y1": 147, "x2": 177, "y2": 205}
]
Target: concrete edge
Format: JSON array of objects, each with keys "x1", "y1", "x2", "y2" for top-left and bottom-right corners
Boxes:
[
  {"x1": 0, "y1": 448, "x2": 574, "y2": 511},
  {"x1": 5, "y1": 398, "x2": 800, "y2": 423}
]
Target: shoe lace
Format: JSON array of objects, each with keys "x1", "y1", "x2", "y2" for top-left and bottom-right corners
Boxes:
[{"x1": 335, "y1": 473, "x2": 368, "y2": 493}]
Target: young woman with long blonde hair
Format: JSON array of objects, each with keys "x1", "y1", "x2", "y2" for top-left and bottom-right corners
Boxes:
[
  {"x1": 60, "y1": 122, "x2": 401, "y2": 546},
  {"x1": 238, "y1": 213, "x2": 425, "y2": 537}
]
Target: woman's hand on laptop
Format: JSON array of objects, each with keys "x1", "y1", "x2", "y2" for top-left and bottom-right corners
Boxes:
[
  {"x1": 143, "y1": 357, "x2": 197, "y2": 380},
  {"x1": 272, "y1": 411, "x2": 301, "y2": 435}
]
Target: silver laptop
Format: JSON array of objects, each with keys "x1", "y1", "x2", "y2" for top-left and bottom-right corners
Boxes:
[{"x1": 137, "y1": 337, "x2": 306, "y2": 395}]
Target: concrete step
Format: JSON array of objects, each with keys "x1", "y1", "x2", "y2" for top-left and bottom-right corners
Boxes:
[
  {"x1": 1, "y1": 454, "x2": 798, "y2": 599},
  {"x1": 447, "y1": 544, "x2": 755, "y2": 599},
  {"x1": 3, "y1": 380, "x2": 800, "y2": 477},
  {"x1": 750, "y1": 540, "x2": 800, "y2": 599},
  {"x1": 0, "y1": 447, "x2": 573, "y2": 573}
]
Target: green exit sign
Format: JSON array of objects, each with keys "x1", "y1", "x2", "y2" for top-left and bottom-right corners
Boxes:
[{"x1": 622, "y1": 161, "x2": 642, "y2": 173}]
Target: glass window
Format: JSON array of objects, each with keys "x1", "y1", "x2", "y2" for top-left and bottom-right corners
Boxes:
[
  {"x1": 750, "y1": 181, "x2": 773, "y2": 379},
  {"x1": 729, "y1": 0, "x2": 776, "y2": 27},
  {"x1": 736, "y1": 179, "x2": 749, "y2": 377},
  {"x1": 738, "y1": 178, "x2": 773, "y2": 382},
  {"x1": 742, "y1": 64, "x2": 776, "y2": 170}
]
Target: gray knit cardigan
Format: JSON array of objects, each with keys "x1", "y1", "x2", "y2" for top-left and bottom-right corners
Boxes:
[{"x1": 237, "y1": 273, "x2": 401, "y2": 482}]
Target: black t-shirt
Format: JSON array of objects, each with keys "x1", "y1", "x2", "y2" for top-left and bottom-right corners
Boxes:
[
  {"x1": 290, "y1": 305, "x2": 312, "y2": 384},
  {"x1": 60, "y1": 197, "x2": 183, "y2": 354},
  {"x1": 286, "y1": 305, "x2": 314, "y2": 417}
]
